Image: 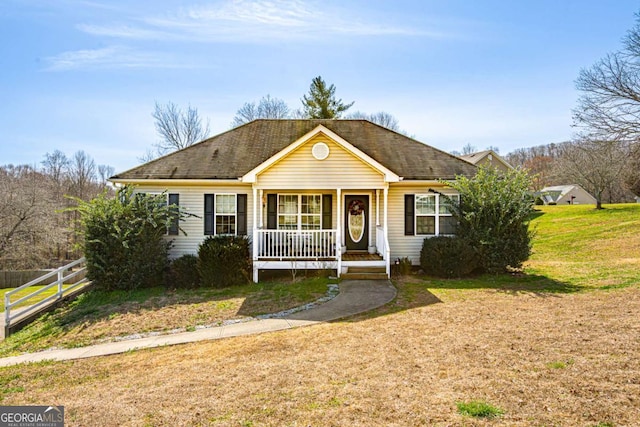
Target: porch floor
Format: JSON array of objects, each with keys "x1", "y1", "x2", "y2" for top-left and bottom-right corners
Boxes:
[{"x1": 342, "y1": 252, "x2": 383, "y2": 261}]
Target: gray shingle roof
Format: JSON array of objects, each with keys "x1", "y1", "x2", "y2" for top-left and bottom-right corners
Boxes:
[{"x1": 111, "y1": 119, "x2": 477, "y2": 181}]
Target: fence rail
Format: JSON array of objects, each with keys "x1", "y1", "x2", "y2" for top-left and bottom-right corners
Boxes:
[{"x1": 4, "y1": 258, "x2": 90, "y2": 331}]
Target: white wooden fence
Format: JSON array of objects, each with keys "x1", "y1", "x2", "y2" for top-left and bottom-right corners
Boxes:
[{"x1": 4, "y1": 258, "x2": 90, "y2": 333}]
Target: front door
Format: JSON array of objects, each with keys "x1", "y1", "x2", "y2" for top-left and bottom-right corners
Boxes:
[{"x1": 345, "y1": 195, "x2": 369, "y2": 251}]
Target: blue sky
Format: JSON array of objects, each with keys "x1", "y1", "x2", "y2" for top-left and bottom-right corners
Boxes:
[{"x1": 1, "y1": 0, "x2": 638, "y2": 174}]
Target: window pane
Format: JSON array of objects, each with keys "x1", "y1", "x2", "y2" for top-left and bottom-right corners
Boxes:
[
  {"x1": 439, "y1": 216, "x2": 458, "y2": 235},
  {"x1": 301, "y1": 195, "x2": 321, "y2": 214},
  {"x1": 416, "y1": 216, "x2": 435, "y2": 235},
  {"x1": 278, "y1": 214, "x2": 297, "y2": 229},
  {"x1": 278, "y1": 195, "x2": 298, "y2": 214},
  {"x1": 439, "y1": 195, "x2": 460, "y2": 214},
  {"x1": 216, "y1": 195, "x2": 236, "y2": 214},
  {"x1": 416, "y1": 195, "x2": 436, "y2": 214},
  {"x1": 301, "y1": 214, "x2": 321, "y2": 230},
  {"x1": 216, "y1": 215, "x2": 236, "y2": 235}
]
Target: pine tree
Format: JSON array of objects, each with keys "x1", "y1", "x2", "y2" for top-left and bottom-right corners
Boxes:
[{"x1": 300, "y1": 76, "x2": 354, "y2": 119}]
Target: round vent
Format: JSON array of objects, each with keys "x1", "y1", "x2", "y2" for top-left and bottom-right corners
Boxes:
[{"x1": 312, "y1": 142, "x2": 330, "y2": 160}]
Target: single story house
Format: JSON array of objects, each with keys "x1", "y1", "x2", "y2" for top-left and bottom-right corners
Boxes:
[
  {"x1": 459, "y1": 149, "x2": 513, "y2": 173},
  {"x1": 538, "y1": 184, "x2": 597, "y2": 205},
  {"x1": 110, "y1": 120, "x2": 477, "y2": 281}
]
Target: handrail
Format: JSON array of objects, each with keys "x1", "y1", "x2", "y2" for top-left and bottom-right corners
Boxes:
[
  {"x1": 376, "y1": 226, "x2": 391, "y2": 277},
  {"x1": 4, "y1": 257, "x2": 91, "y2": 329}
]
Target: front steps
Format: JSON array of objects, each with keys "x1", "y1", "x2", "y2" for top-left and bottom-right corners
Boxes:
[{"x1": 341, "y1": 266, "x2": 388, "y2": 280}]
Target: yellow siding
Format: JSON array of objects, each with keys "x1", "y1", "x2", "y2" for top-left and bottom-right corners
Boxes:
[
  {"x1": 133, "y1": 184, "x2": 253, "y2": 258},
  {"x1": 387, "y1": 183, "x2": 457, "y2": 265},
  {"x1": 256, "y1": 134, "x2": 385, "y2": 189}
]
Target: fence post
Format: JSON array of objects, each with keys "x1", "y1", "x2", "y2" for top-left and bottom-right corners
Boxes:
[
  {"x1": 57, "y1": 269, "x2": 64, "y2": 299},
  {"x1": 4, "y1": 293, "x2": 10, "y2": 325}
]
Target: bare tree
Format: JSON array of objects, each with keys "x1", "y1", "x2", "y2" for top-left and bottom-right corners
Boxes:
[
  {"x1": 97, "y1": 164, "x2": 115, "y2": 184},
  {"x1": 573, "y1": 11, "x2": 640, "y2": 197},
  {"x1": 152, "y1": 101, "x2": 211, "y2": 155},
  {"x1": 0, "y1": 165, "x2": 62, "y2": 269},
  {"x1": 554, "y1": 139, "x2": 630, "y2": 209},
  {"x1": 42, "y1": 150, "x2": 69, "y2": 187},
  {"x1": 68, "y1": 150, "x2": 97, "y2": 201},
  {"x1": 231, "y1": 95, "x2": 290, "y2": 127},
  {"x1": 346, "y1": 111, "x2": 400, "y2": 131},
  {"x1": 462, "y1": 143, "x2": 478, "y2": 155}
]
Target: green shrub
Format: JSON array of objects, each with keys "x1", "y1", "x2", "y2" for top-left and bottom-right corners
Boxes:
[
  {"x1": 167, "y1": 255, "x2": 200, "y2": 289},
  {"x1": 445, "y1": 166, "x2": 535, "y2": 273},
  {"x1": 73, "y1": 185, "x2": 179, "y2": 291},
  {"x1": 198, "y1": 236, "x2": 251, "y2": 287},
  {"x1": 420, "y1": 236, "x2": 478, "y2": 278}
]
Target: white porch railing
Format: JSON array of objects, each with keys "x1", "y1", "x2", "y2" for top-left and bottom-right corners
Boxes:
[
  {"x1": 376, "y1": 225, "x2": 391, "y2": 276},
  {"x1": 4, "y1": 258, "x2": 91, "y2": 330},
  {"x1": 255, "y1": 229, "x2": 338, "y2": 260}
]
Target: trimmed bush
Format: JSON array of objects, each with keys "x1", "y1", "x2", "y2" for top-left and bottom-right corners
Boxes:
[
  {"x1": 420, "y1": 236, "x2": 478, "y2": 278},
  {"x1": 197, "y1": 236, "x2": 251, "y2": 287},
  {"x1": 167, "y1": 255, "x2": 200, "y2": 289},
  {"x1": 74, "y1": 185, "x2": 177, "y2": 291}
]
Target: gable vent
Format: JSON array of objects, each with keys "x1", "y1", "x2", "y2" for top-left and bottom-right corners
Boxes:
[{"x1": 312, "y1": 142, "x2": 330, "y2": 160}]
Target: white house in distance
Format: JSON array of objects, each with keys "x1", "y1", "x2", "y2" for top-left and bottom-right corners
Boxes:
[
  {"x1": 459, "y1": 149, "x2": 513, "y2": 173},
  {"x1": 538, "y1": 185, "x2": 597, "y2": 205},
  {"x1": 110, "y1": 120, "x2": 477, "y2": 282}
]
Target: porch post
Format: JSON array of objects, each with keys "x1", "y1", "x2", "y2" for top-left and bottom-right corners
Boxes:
[
  {"x1": 336, "y1": 188, "x2": 342, "y2": 278},
  {"x1": 383, "y1": 186, "x2": 390, "y2": 277},
  {"x1": 252, "y1": 187, "x2": 259, "y2": 282},
  {"x1": 259, "y1": 189, "x2": 264, "y2": 228},
  {"x1": 376, "y1": 189, "x2": 380, "y2": 226}
]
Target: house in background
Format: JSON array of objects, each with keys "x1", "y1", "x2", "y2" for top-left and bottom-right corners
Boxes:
[
  {"x1": 110, "y1": 120, "x2": 477, "y2": 282},
  {"x1": 459, "y1": 149, "x2": 513, "y2": 173},
  {"x1": 538, "y1": 184, "x2": 597, "y2": 205}
]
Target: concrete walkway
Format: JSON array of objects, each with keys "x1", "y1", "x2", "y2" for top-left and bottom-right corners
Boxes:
[{"x1": 0, "y1": 280, "x2": 396, "y2": 367}]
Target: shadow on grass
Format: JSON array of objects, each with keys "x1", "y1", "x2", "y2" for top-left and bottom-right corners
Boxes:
[
  {"x1": 407, "y1": 272, "x2": 581, "y2": 296},
  {"x1": 349, "y1": 272, "x2": 581, "y2": 322}
]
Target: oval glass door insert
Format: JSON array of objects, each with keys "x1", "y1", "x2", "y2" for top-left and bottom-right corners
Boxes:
[{"x1": 348, "y1": 199, "x2": 365, "y2": 243}]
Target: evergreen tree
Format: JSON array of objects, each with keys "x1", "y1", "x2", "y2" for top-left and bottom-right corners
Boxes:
[{"x1": 300, "y1": 76, "x2": 354, "y2": 119}]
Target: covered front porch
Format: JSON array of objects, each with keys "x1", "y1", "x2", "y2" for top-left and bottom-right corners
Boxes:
[{"x1": 251, "y1": 188, "x2": 390, "y2": 282}]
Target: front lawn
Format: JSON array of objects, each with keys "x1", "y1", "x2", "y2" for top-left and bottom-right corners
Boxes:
[
  {"x1": 0, "y1": 277, "x2": 332, "y2": 356},
  {"x1": 0, "y1": 285, "x2": 73, "y2": 312},
  {"x1": 0, "y1": 204, "x2": 638, "y2": 425}
]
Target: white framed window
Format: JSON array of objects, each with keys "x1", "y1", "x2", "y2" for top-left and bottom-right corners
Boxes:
[
  {"x1": 215, "y1": 194, "x2": 237, "y2": 235},
  {"x1": 278, "y1": 194, "x2": 322, "y2": 230},
  {"x1": 415, "y1": 194, "x2": 459, "y2": 235}
]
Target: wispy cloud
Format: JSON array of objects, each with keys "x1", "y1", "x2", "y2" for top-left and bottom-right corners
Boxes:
[
  {"x1": 78, "y1": 0, "x2": 445, "y2": 43},
  {"x1": 44, "y1": 46, "x2": 194, "y2": 71}
]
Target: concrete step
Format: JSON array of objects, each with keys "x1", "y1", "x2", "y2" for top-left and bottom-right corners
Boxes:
[
  {"x1": 347, "y1": 266, "x2": 386, "y2": 274},
  {"x1": 342, "y1": 266, "x2": 388, "y2": 280}
]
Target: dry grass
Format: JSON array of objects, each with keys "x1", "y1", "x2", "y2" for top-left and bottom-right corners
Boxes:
[
  {"x1": 1, "y1": 281, "x2": 638, "y2": 426},
  {"x1": 0, "y1": 278, "x2": 330, "y2": 355},
  {"x1": 1, "y1": 204, "x2": 639, "y2": 425}
]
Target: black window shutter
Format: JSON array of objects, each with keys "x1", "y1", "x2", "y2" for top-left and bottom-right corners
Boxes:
[
  {"x1": 322, "y1": 194, "x2": 332, "y2": 229},
  {"x1": 237, "y1": 194, "x2": 247, "y2": 236},
  {"x1": 204, "y1": 194, "x2": 215, "y2": 235},
  {"x1": 267, "y1": 194, "x2": 277, "y2": 230},
  {"x1": 404, "y1": 194, "x2": 415, "y2": 236},
  {"x1": 168, "y1": 193, "x2": 179, "y2": 235}
]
